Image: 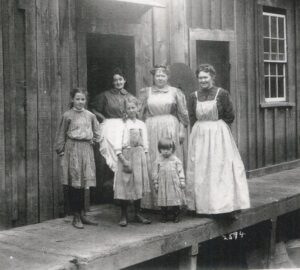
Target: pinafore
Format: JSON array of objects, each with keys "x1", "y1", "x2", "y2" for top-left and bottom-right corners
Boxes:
[{"x1": 186, "y1": 89, "x2": 250, "y2": 214}]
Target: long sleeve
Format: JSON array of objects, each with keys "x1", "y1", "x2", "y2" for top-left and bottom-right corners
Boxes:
[
  {"x1": 90, "y1": 93, "x2": 107, "y2": 119},
  {"x1": 54, "y1": 114, "x2": 70, "y2": 154},
  {"x1": 138, "y1": 87, "x2": 149, "y2": 121},
  {"x1": 175, "y1": 88, "x2": 189, "y2": 127},
  {"x1": 92, "y1": 114, "x2": 101, "y2": 143},
  {"x1": 217, "y1": 89, "x2": 235, "y2": 124},
  {"x1": 188, "y1": 92, "x2": 197, "y2": 128}
]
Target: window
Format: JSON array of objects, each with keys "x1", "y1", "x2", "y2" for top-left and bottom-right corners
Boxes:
[{"x1": 263, "y1": 11, "x2": 287, "y2": 102}]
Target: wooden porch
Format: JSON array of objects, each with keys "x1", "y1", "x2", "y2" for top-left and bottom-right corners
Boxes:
[{"x1": 0, "y1": 167, "x2": 300, "y2": 270}]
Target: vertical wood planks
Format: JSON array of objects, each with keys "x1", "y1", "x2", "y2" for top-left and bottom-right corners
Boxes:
[
  {"x1": 296, "y1": 0, "x2": 300, "y2": 158},
  {"x1": 0, "y1": 0, "x2": 6, "y2": 227},
  {"x1": 69, "y1": 0, "x2": 78, "y2": 89},
  {"x1": 169, "y1": 0, "x2": 188, "y2": 64},
  {"x1": 235, "y1": 0, "x2": 248, "y2": 165},
  {"x1": 49, "y1": 0, "x2": 61, "y2": 218},
  {"x1": 190, "y1": 0, "x2": 202, "y2": 28},
  {"x1": 245, "y1": 0, "x2": 257, "y2": 170},
  {"x1": 221, "y1": 0, "x2": 234, "y2": 30},
  {"x1": 26, "y1": 0, "x2": 39, "y2": 224},
  {"x1": 36, "y1": 0, "x2": 54, "y2": 222},
  {"x1": 14, "y1": 7, "x2": 27, "y2": 226},
  {"x1": 152, "y1": 6, "x2": 169, "y2": 65},
  {"x1": 210, "y1": 0, "x2": 221, "y2": 29},
  {"x1": 201, "y1": 0, "x2": 210, "y2": 29}
]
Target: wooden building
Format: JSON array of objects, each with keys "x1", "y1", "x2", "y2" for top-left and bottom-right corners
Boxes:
[{"x1": 0, "y1": 0, "x2": 300, "y2": 228}]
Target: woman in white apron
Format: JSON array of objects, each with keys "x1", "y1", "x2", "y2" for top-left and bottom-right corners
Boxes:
[
  {"x1": 139, "y1": 65, "x2": 189, "y2": 209},
  {"x1": 186, "y1": 64, "x2": 250, "y2": 218}
]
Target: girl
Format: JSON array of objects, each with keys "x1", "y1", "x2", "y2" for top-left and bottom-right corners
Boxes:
[
  {"x1": 153, "y1": 138, "x2": 186, "y2": 223},
  {"x1": 55, "y1": 87, "x2": 100, "y2": 229},
  {"x1": 114, "y1": 97, "x2": 151, "y2": 227}
]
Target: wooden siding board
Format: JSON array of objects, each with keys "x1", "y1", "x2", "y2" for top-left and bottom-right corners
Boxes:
[
  {"x1": 296, "y1": 0, "x2": 300, "y2": 158},
  {"x1": 37, "y1": 0, "x2": 54, "y2": 222},
  {"x1": 210, "y1": 0, "x2": 221, "y2": 29},
  {"x1": 221, "y1": 0, "x2": 234, "y2": 30},
  {"x1": 235, "y1": 0, "x2": 248, "y2": 165},
  {"x1": 14, "y1": 8, "x2": 27, "y2": 226},
  {"x1": 246, "y1": 0, "x2": 257, "y2": 170},
  {"x1": 25, "y1": 0, "x2": 39, "y2": 225},
  {"x1": 49, "y1": 0, "x2": 61, "y2": 218},
  {"x1": 191, "y1": 0, "x2": 202, "y2": 28},
  {"x1": 169, "y1": 0, "x2": 188, "y2": 64},
  {"x1": 201, "y1": 0, "x2": 210, "y2": 29},
  {"x1": 69, "y1": 0, "x2": 78, "y2": 88},
  {"x1": 0, "y1": 0, "x2": 6, "y2": 227},
  {"x1": 274, "y1": 109, "x2": 286, "y2": 164},
  {"x1": 264, "y1": 109, "x2": 274, "y2": 165},
  {"x1": 152, "y1": 6, "x2": 169, "y2": 65}
]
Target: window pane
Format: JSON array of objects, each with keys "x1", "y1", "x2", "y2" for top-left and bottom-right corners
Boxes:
[
  {"x1": 278, "y1": 54, "x2": 285, "y2": 61},
  {"x1": 271, "y1": 16, "x2": 277, "y2": 38},
  {"x1": 271, "y1": 39, "x2": 277, "y2": 53},
  {"x1": 270, "y1": 77, "x2": 276, "y2": 97},
  {"x1": 263, "y1": 15, "x2": 270, "y2": 37},
  {"x1": 270, "y1": 63, "x2": 276, "y2": 75},
  {"x1": 278, "y1": 17, "x2": 284, "y2": 38},
  {"x1": 278, "y1": 77, "x2": 284, "y2": 97},
  {"x1": 264, "y1": 63, "x2": 269, "y2": 75},
  {"x1": 277, "y1": 64, "x2": 283, "y2": 75},
  {"x1": 265, "y1": 77, "x2": 270, "y2": 98},
  {"x1": 279, "y1": 40, "x2": 284, "y2": 54},
  {"x1": 264, "y1": 38, "x2": 270, "y2": 53}
]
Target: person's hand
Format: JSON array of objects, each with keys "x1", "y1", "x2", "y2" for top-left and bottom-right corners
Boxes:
[
  {"x1": 180, "y1": 181, "x2": 185, "y2": 189},
  {"x1": 58, "y1": 151, "x2": 64, "y2": 157},
  {"x1": 179, "y1": 131, "x2": 185, "y2": 144},
  {"x1": 123, "y1": 160, "x2": 132, "y2": 173},
  {"x1": 154, "y1": 183, "x2": 159, "y2": 192}
]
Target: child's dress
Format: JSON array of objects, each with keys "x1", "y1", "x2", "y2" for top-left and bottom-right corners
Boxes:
[
  {"x1": 55, "y1": 108, "x2": 101, "y2": 188},
  {"x1": 114, "y1": 119, "x2": 150, "y2": 200},
  {"x1": 153, "y1": 154, "x2": 186, "y2": 207}
]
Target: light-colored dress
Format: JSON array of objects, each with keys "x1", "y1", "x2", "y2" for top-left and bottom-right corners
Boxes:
[
  {"x1": 113, "y1": 119, "x2": 150, "y2": 200},
  {"x1": 153, "y1": 154, "x2": 186, "y2": 207},
  {"x1": 139, "y1": 86, "x2": 189, "y2": 209},
  {"x1": 186, "y1": 89, "x2": 250, "y2": 214},
  {"x1": 55, "y1": 108, "x2": 101, "y2": 188}
]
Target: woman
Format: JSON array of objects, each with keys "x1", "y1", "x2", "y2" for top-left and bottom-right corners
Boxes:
[
  {"x1": 139, "y1": 65, "x2": 189, "y2": 209},
  {"x1": 90, "y1": 68, "x2": 134, "y2": 201},
  {"x1": 186, "y1": 64, "x2": 250, "y2": 218}
]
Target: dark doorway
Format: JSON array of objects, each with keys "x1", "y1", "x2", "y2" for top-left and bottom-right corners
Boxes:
[
  {"x1": 86, "y1": 34, "x2": 135, "y2": 204},
  {"x1": 87, "y1": 33, "x2": 136, "y2": 100},
  {"x1": 196, "y1": 41, "x2": 230, "y2": 91}
]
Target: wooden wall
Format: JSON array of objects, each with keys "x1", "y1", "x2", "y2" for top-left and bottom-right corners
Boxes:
[
  {"x1": 0, "y1": 0, "x2": 64, "y2": 228},
  {"x1": 187, "y1": 0, "x2": 299, "y2": 172}
]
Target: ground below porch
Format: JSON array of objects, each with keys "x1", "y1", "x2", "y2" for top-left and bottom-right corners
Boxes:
[{"x1": 0, "y1": 167, "x2": 300, "y2": 270}]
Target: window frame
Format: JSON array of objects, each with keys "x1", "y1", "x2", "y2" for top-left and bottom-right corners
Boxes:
[{"x1": 262, "y1": 11, "x2": 287, "y2": 103}]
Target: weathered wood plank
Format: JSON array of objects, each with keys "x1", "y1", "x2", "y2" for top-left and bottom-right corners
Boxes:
[
  {"x1": 49, "y1": 0, "x2": 61, "y2": 218},
  {"x1": 210, "y1": 0, "x2": 221, "y2": 29},
  {"x1": 264, "y1": 109, "x2": 274, "y2": 166},
  {"x1": 190, "y1": 0, "x2": 202, "y2": 28},
  {"x1": 0, "y1": 0, "x2": 6, "y2": 228},
  {"x1": 25, "y1": 0, "x2": 39, "y2": 225},
  {"x1": 178, "y1": 245, "x2": 198, "y2": 270},
  {"x1": 201, "y1": 0, "x2": 210, "y2": 29},
  {"x1": 14, "y1": 8, "x2": 27, "y2": 226},
  {"x1": 221, "y1": 0, "x2": 234, "y2": 30},
  {"x1": 235, "y1": 0, "x2": 248, "y2": 164},
  {"x1": 245, "y1": 0, "x2": 257, "y2": 170},
  {"x1": 69, "y1": 0, "x2": 78, "y2": 88},
  {"x1": 296, "y1": 0, "x2": 300, "y2": 158},
  {"x1": 273, "y1": 109, "x2": 286, "y2": 164},
  {"x1": 36, "y1": 0, "x2": 54, "y2": 222},
  {"x1": 169, "y1": 0, "x2": 188, "y2": 64},
  {"x1": 152, "y1": 6, "x2": 169, "y2": 65}
]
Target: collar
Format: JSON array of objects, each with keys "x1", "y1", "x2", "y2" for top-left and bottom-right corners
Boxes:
[
  {"x1": 111, "y1": 88, "x2": 128, "y2": 95},
  {"x1": 72, "y1": 107, "x2": 85, "y2": 112},
  {"x1": 152, "y1": 85, "x2": 169, "y2": 93}
]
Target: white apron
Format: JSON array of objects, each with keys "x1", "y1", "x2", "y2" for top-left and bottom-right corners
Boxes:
[{"x1": 186, "y1": 89, "x2": 250, "y2": 214}]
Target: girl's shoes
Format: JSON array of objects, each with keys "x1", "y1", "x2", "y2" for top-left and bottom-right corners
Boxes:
[
  {"x1": 80, "y1": 215, "x2": 98, "y2": 225},
  {"x1": 135, "y1": 214, "x2": 151, "y2": 224},
  {"x1": 119, "y1": 216, "x2": 128, "y2": 227},
  {"x1": 72, "y1": 214, "x2": 84, "y2": 229}
]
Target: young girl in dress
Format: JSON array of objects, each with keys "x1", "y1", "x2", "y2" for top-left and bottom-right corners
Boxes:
[
  {"x1": 55, "y1": 87, "x2": 100, "y2": 229},
  {"x1": 153, "y1": 138, "x2": 186, "y2": 223},
  {"x1": 114, "y1": 97, "x2": 151, "y2": 227}
]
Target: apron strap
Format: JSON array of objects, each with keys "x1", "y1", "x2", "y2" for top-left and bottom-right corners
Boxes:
[{"x1": 214, "y1": 88, "x2": 221, "y2": 101}]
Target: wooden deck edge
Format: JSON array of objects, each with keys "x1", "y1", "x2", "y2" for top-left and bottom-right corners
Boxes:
[
  {"x1": 247, "y1": 159, "x2": 300, "y2": 178},
  {"x1": 78, "y1": 194, "x2": 300, "y2": 270}
]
